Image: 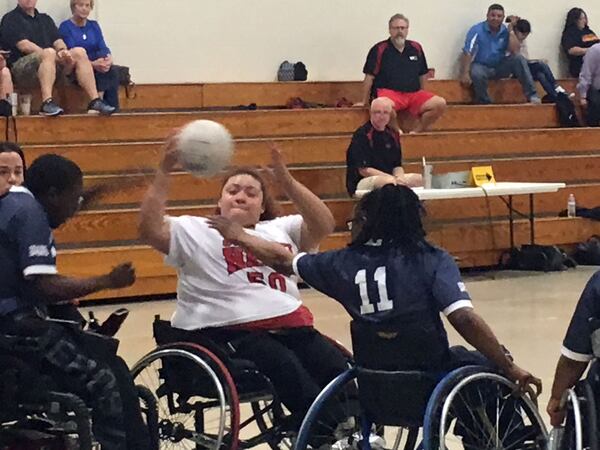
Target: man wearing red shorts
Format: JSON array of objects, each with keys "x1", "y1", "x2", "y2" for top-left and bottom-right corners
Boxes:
[{"x1": 356, "y1": 13, "x2": 447, "y2": 132}]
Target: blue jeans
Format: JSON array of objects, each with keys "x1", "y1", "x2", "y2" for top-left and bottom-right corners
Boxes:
[
  {"x1": 528, "y1": 61, "x2": 558, "y2": 101},
  {"x1": 470, "y1": 54, "x2": 537, "y2": 104}
]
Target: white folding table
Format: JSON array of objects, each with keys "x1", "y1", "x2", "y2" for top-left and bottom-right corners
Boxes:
[{"x1": 356, "y1": 182, "x2": 566, "y2": 248}]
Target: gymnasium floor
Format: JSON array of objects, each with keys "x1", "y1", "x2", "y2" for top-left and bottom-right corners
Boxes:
[{"x1": 81, "y1": 265, "x2": 600, "y2": 426}]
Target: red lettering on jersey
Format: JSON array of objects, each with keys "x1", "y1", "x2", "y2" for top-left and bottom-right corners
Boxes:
[
  {"x1": 222, "y1": 241, "x2": 293, "y2": 275},
  {"x1": 223, "y1": 246, "x2": 246, "y2": 274}
]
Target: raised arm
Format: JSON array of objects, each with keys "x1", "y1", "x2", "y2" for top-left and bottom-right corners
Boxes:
[
  {"x1": 138, "y1": 137, "x2": 178, "y2": 254},
  {"x1": 269, "y1": 144, "x2": 335, "y2": 251}
]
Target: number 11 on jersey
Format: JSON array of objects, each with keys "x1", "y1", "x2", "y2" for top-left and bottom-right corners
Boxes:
[{"x1": 355, "y1": 267, "x2": 393, "y2": 315}]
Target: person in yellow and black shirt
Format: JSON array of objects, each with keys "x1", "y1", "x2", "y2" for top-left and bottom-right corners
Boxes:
[{"x1": 561, "y1": 7, "x2": 600, "y2": 78}]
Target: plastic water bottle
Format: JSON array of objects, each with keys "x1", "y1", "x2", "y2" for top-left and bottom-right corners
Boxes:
[{"x1": 567, "y1": 194, "x2": 576, "y2": 218}]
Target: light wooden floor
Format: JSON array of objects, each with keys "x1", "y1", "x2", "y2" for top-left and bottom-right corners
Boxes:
[{"x1": 81, "y1": 266, "x2": 600, "y2": 426}]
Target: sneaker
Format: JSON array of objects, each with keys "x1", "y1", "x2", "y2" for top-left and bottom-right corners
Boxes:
[
  {"x1": 40, "y1": 98, "x2": 64, "y2": 116},
  {"x1": 529, "y1": 95, "x2": 542, "y2": 104},
  {"x1": 87, "y1": 98, "x2": 116, "y2": 116}
]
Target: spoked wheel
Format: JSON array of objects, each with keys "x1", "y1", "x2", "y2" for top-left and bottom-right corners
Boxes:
[
  {"x1": 560, "y1": 380, "x2": 598, "y2": 450},
  {"x1": 251, "y1": 397, "x2": 294, "y2": 449},
  {"x1": 423, "y1": 366, "x2": 548, "y2": 450},
  {"x1": 131, "y1": 343, "x2": 240, "y2": 449}
]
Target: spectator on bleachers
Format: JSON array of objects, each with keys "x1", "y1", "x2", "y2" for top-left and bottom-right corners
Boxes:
[
  {"x1": 346, "y1": 97, "x2": 422, "y2": 197},
  {"x1": 356, "y1": 13, "x2": 446, "y2": 133},
  {"x1": 0, "y1": 50, "x2": 14, "y2": 100},
  {"x1": 59, "y1": 0, "x2": 119, "y2": 111},
  {"x1": 512, "y1": 18, "x2": 570, "y2": 103},
  {"x1": 0, "y1": 0, "x2": 115, "y2": 116},
  {"x1": 460, "y1": 3, "x2": 540, "y2": 105},
  {"x1": 577, "y1": 42, "x2": 600, "y2": 125},
  {"x1": 561, "y1": 7, "x2": 600, "y2": 78}
]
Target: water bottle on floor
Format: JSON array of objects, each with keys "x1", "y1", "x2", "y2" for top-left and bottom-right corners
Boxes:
[{"x1": 567, "y1": 194, "x2": 576, "y2": 218}]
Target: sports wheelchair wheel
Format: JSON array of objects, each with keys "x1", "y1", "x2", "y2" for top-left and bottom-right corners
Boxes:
[
  {"x1": 422, "y1": 366, "x2": 548, "y2": 450},
  {"x1": 560, "y1": 380, "x2": 598, "y2": 450},
  {"x1": 295, "y1": 369, "x2": 416, "y2": 450},
  {"x1": 131, "y1": 342, "x2": 240, "y2": 449}
]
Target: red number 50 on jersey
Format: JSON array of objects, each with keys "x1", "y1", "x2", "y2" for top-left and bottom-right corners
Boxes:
[{"x1": 247, "y1": 271, "x2": 287, "y2": 292}]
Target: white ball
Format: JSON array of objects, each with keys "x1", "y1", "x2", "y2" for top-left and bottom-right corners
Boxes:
[{"x1": 177, "y1": 120, "x2": 234, "y2": 177}]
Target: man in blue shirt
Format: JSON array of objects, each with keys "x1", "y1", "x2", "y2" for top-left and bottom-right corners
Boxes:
[
  {"x1": 207, "y1": 184, "x2": 541, "y2": 390},
  {"x1": 459, "y1": 3, "x2": 540, "y2": 105},
  {"x1": 0, "y1": 154, "x2": 148, "y2": 449},
  {"x1": 547, "y1": 271, "x2": 600, "y2": 426}
]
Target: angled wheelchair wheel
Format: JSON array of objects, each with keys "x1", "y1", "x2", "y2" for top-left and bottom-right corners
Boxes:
[
  {"x1": 561, "y1": 380, "x2": 598, "y2": 450},
  {"x1": 422, "y1": 366, "x2": 548, "y2": 450},
  {"x1": 131, "y1": 342, "x2": 240, "y2": 449}
]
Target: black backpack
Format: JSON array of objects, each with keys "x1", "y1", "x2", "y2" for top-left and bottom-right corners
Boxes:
[
  {"x1": 573, "y1": 236, "x2": 600, "y2": 265},
  {"x1": 501, "y1": 244, "x2": 576, "y2": 272},
  {"x1": 293, "y1": 62, "x2": 308, "y2": 81},
  {"x1": 555, "y1": 92, "x2": 580, "y2": 127}
]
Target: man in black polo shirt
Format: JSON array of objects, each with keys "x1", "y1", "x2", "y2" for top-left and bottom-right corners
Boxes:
[
  {"x1": 547, "y1": 270, "x2": 600, "y2": 426},
  {"x1": 346, "y1": 97, "x2": 423, "y2": 197},
  {"x1": 0, "y1": 0, "x2": 114, "y2": 115},
  {"x1": 355, "y1": 13, "x2": 446, "y2": 133}
]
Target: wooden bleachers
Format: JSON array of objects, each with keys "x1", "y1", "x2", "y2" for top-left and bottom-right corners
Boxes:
[{"x1": 9, "y1": 79, "x2": 600, "y2": 300}]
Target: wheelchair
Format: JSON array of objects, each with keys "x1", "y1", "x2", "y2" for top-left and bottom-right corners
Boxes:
[
  {"x1": 130, "y1": 315, "x2": 353, "y2": 449},
  {"x1": 0, "y1": 333, "x2": 97, "y2": 450},
  {"x1": 554, "y1": 324, "x2": 600, "y2": 450},
  {"x1": 0, "y1": 309, "x2": 159, "y2": 450},
  {"x1": 294, "y1": 320, "x2": 549, "y2": 450}
]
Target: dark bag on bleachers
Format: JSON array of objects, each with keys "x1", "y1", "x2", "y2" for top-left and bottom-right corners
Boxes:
[
  {"x1": 293, "y1": 62, "x2": 308, "y2": 81},
  {"x1": 503, "y1": 244, "x2": 575, "y2": 272},
  {"x1": 573, "y1": 236, "x2": 600, "y2": 265},
  {"x1": 114, "y1": 65, "x2": 135, "y2": 98},
  {"x1": 555, "y1": 92, "x2": 580, "y2": 127},
  {"x1": 277, "y1": 61, "x2": 295, "y2": 81}
]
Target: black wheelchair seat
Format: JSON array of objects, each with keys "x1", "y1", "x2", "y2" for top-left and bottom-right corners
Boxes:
[{"x1": 350, "y1": 320, "x2": 446, "y2": 427}]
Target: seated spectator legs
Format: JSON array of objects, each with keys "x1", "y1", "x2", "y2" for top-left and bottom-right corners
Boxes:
[
  {"x1": 60, "y1": 47, "x2": 98, "y2": 100},
  {"x1": 0, "y1": 66, "x2": 13, "y2": 99},
  {"x1": 415, "y1": 95, "x2": 447, "y2": 132},
  {"x1": 95, "y1": 65, "x2": 119, "y2": 110},
  {"x1": 37, "y1": 48, "x2": 59, "y2": 102},
  {"x1": 470, "y1": 63, "x2": 495, "y2": 104},
  {"x1": 471, "y1": 55, "x2": 538, "y2": 104},
  {"x1": 528, "y1": 61, "x2": 561, "y2": 101},
  {"x1": 498, "y1": 55, "x2": 539, "y2": 103}
]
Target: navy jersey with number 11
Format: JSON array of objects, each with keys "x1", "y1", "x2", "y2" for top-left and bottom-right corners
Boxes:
[{"x1": 293, "y1": 243, "x2": 472, "y2": 338}]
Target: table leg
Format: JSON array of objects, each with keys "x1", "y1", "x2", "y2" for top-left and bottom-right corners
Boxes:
[
  {"x1": 509, "y1": 195, "x2": 515, "y2": 249},
  {"x1": 529, "y1": 194, "x2": 535, "y2": 244}
]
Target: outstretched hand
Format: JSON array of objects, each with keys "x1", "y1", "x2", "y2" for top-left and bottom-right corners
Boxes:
[
  {"x1": 160, "y1": 130, "x2": 181, "y2": 173},
  {"x1": 207, "y1": 215, "x2": 245, "y2": 242},
  {"x1": 264, "y1": 143, "x2": 293, "y2": 187}
]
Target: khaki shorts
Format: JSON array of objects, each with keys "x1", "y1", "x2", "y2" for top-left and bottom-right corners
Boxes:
[{"x1": 12, "y1": 53, "x2": 65, "y2": 90}]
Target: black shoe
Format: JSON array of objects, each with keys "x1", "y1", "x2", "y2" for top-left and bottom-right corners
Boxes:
[
  {"x1": 40, "y1": 98, "x2": 64, "y2": 116},
  {"x1": 87, "y1": 98, "x2": 116, "y2": 116}
]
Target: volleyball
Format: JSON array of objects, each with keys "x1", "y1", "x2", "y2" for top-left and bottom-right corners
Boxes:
[{"x1": 176, "y1": 120, "x2": 234, "y2": 177}]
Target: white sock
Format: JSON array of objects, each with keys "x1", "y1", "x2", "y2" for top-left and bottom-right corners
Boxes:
[{"x1": 555, "y1": 86, "x2": 566, "y2": 94}]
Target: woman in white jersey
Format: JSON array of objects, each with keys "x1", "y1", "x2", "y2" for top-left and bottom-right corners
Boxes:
[{"x1": 139, "y1": 139, "x2": 349, "y2": 424}]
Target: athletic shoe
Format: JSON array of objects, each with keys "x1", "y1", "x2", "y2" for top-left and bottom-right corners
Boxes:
[
  {"x1": 87, "y1": 98, "x2": 116, "y2": 116},
  {"x1": 529, "y1": 95, "x2": 542, "y2": 104},
  {"x1": 40, "y1": 98, "x2": 64, "y2": 116}
]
